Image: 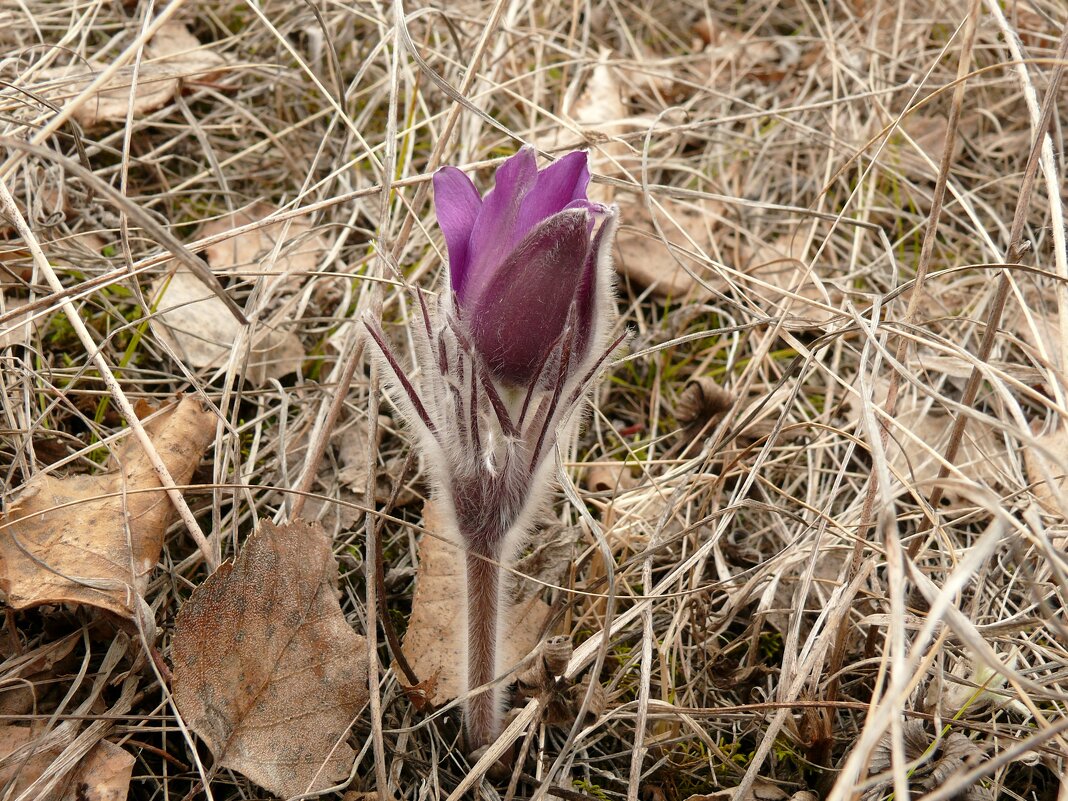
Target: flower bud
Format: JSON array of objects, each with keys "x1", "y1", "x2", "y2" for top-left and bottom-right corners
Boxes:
[{"x1": 433, "y1": 148, "x2": 616, "y2": 386}]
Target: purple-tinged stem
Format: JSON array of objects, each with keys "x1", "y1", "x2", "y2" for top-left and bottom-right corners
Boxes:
[{"x1": 465, "y1": 542, "x2": 501, "y2": 747}]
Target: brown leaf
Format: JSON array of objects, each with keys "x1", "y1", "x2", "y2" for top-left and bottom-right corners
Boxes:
[
  {"x1": 615, "y1": 198, "x2": 721, "y2": 300},
  {"x1": 743, "y1": 237, "x2": 840, "y2": 325},
  {"x1": 399, "y1": 502, "x2": 551, "y2": 703},
  {"x1": 584, "y1": 462, "x2": 637, "y2": 495},
  {"x1": 694, "y1": 21, "x2": 794, "y2": 85},
  {"x1": 564, "y1": 52, "x2": 631, "y2": 201},
  {"x1": 37, "y1": 23, "x2": 226, "y2": 127},
  {"x1": 336, "y1": 415, "x2": 390, "y2": 492},
  {"x1": 845, "y1": 377, "x2": 1012, "y2": 509},
  {"x1": 0, "y1": 299, "x2": 40, "y2": 349},
  {"x1": 400, "y1": 671, "x2": 440, "y2": 713},
  {"x1": 1022, "y1": 422, "x2": 1068, "y2": 516},
  {"x1": 171, "y1": 518, "x2": 369, "y2": 798},
  {"x1": 200, "y1": 203, "x2": 329, "y2": 284},
  {"x1": 0, "y1": 397, "x2": 214, "y2": 620},
  {"x1": 684, "y1": 779, "x2": 788, "y2": 801},
  {"x1": 891, "y1": 114, "x2": 964, "y2": 180},
  {"x1": 0, "y1": 634, "x2": 79, "y2": 716},
  {"x1": 0, "y1": 727, "x2": 134, "y2": 801},
  {"x1": 149, "y1": 268, "x2": 305, "y2": 384},
  {"x1": 149, "y1": 202, "x2": 329, "y2": 384},
  {"x1": 675, "y1": 377, "x2": 734, "y2": 426}
]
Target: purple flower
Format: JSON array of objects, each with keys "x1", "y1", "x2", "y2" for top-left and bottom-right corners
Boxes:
[
  {"x1": 433, "y1": 147, "x2": 614, "y2": 386},
  {"x1": 365, "y1": 148, "x2": 622, "y2": 748}
]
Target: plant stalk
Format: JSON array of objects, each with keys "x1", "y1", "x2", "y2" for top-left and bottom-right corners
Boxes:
[{"x1": 465, "y1": 543, "x2": 502, "y2": 747}]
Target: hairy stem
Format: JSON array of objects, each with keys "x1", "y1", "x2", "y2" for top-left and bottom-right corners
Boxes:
[{"x1": 465, "y1": 543, "x2": 502, "y2": 747}]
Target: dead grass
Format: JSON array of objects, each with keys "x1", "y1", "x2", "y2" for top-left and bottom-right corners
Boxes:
[{"x1": 1, "y1": 0, "x2": 1067, "y2": 799}]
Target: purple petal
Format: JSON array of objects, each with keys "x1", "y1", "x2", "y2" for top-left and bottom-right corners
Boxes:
[
  {"x1": 514, "y1": 151, "x2": 591, "y2": 244},
  {"x1": 471, "y1": 209, "x2": 591, "y2": 385},
  {"x1": 462, "y1": 148, "x2": 539, "y2": 306},
  {"x1": 433, "y1": 167, "x2": 483, "y2": 295}
]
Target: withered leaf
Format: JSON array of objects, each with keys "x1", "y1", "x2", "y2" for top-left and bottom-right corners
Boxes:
[
  {"x1": 846, "y1": 377, "x2": 1011, "y2": 509},
  {"x1": 171, "y1": 518, "x2": 369, "y2": 798},
  {"x1": 0, "y1": 726, "x2": 134, "y2": 801},
  {"x1": 1022, "y1": 422, "x2": 1068, "y2": 516},
  {"x1": 400, "y1": 503, "x2": 551, "y2": 703},
  {"x1": 150, "y1": 268, "x2": 305, "y2": 384},
  {"x1": 200, "y1": 202, "x2": 329, "y2": 285},
  {"x1": 0, "y1": 633, "x2": 80, "y2": 716},
  {"x1": 38, "y1": 22, "x2": 226, "y2": 128},
  {"x1": 0, "y1": 397, "x2": 214, "y2": 621},
  {"x1": 743, "y1": 237, "x2": 840, "y2": 325},
  {"x1": 615, "y1": 198, "x2": 720, "y2": 300},
  {"x1": 149, "y1": 202, "x2": 328, "y2": 384}
]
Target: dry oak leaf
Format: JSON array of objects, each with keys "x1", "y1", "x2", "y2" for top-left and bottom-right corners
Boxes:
[
  {"x1": 0, "y1": 397, "x2": 214, "y2": 621},
  {"x1": 171, "y1": 518, "x2": 369, "y2": 799},
  {"x1": 0, "y1": 726, "x2": 135, "y2": 801},
  {"x1": 399, "y1": 502, "x2": 551, "y2": 703}
]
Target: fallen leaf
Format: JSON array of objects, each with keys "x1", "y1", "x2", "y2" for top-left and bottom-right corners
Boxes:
[
  {"x1": 890, "y1": 114, "x2": 964, "y2": 180},
  {"x1": 511, "y1": 523, "x2": 581, "y2": 609},
  {"x1": 615, "y1": 198, "x2": 721, "y2": 300},
  {"x1": 1012, "y1": 307, "x2": 1064, "y2": 375},
  {"x1": 846, "y1": 377, "x2": 1012, "y2": 509},
  {"x1": 1014, "y1": 4, "x2": 1054, "y2": 49},
  {"x1": 37, "y1": 23, "x2": 226, "y2": 127},
  {"x1": 742, "y1": 237, "x2": 840, "y2": 325},
  {"x1": 146, "y1": 21, "x2": 223, "y2": 66},
  {"x1": 694, "y1": 20, "x2": 792, "y2": 85},
  {"x1": 0, "y1": 397, "x2": 214, "y2": 621},
  {"x1": 171, "y1": 518, "x2": 369, "y2": 798},
  {"x1": 1022, "y1": 422, "x2": 1068, "y2": 516},
  {"x1": 149, "y1": 268, "x2": 304, "y2": 384},
  {"x1": 0, "y1": 634, "x2": 79, "y2": 715},
  {"x1": 400, "y1": 672, "x2": 439, "y2": 713},
  {"x1": 336, "y1": 415, "x2": 390, "y2": 492},
  {"x1": 0, "y1": 726, "x2": 135, "y2": 801},
  {"x1": 200, "y1": 203, "x2": 329, "y2": 287},
  {"x1": 584, "y1": 462, "x2": 637, "y2": 495},
  {"x1": 149, "y1": 202, "x2": 329, "y2": 383},
  {"x1": 399, "y1": 502, "x2": 552, "y2": 703},
  {"x1": 861, "y1": 720, "x2": 989, "y2": 801},
  {"x1": 684, "y1": 778, "x2": 788, "y2": 801},
  {"x1": 0, "y1": 299, "x2": 39, "y2": 349},
  {"x1": 675, "y1": 376, "x2": 734, "y2": 426},
  {"x1": 564, "y1": 51, "x2": 631, "y2": 201}
]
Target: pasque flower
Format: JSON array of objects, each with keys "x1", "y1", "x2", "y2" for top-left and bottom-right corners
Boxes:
[{"x1": 365, "y1": 147, "x2": 622, "y2": 746}]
